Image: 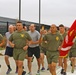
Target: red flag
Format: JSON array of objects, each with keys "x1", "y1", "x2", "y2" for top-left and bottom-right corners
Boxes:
[{"x1": 60, "y1": 20, "x2": 76, "y2": 57}]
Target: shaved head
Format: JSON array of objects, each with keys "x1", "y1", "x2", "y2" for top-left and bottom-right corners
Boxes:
[
  {"x1": 50, "y1": 24, "x2": 57, "y2": 34},
  {"x1": 8, "y1": 25, "x2": 14, "y2": 33},
  {"x1": 51, "y1": 24, "x2": 57, "y2": 28},
  {"x1": 9, "y1": 25, "x2": 14, "y2": 28}
]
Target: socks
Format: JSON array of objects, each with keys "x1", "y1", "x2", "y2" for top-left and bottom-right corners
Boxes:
[
  {"x1": 16, "y1": 66, "x2": 18, "y2": 70},
  {"x1": 7, "y1": 65, "x2": 11, "y2": 69}
]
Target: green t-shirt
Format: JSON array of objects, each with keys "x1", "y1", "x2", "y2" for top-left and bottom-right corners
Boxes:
[
  {"x1": 71, "y1": 38, "x2": 76, "y2": 49},
  {"x1": 58, "y1": 32, "x2": 67, "y2": 39},
  {"x1": 62, "y1": 32, "x2": 67, "y2": 39},
  {"x1": 9, "y1": 30, "x2": 32, "y2": 49},
  {"x1": 43, "y1": 32, "x2": 63, "y2": 51}
]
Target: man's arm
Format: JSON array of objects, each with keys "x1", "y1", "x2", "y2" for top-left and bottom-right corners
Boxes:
[
  {"x1": 0, "y1": 34, "x2": 5, "y2": 47},
  {"x1": 0, "y1": 39, "x2": 5, "y2": 47},
  {"x1": 8, "y1": 41, "x2": 15, "y2": 48},
  {"x1": 23, "y1": 40, "x2": 32, "y2": 51},
  {"x1": 31, "y1": 31, "x2": 43, "y2": 44},
  {"x1": 9, "y1": 33, "x2": 15, "y2": 48}
]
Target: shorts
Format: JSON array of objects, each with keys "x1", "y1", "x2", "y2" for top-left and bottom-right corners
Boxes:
[
  {"x1": 46, "y1": 51, "x2": 59, "y2": 64},
  {"x1": 13, "y1": 49, "x2": 27, "y2": 61},
  {"x1": 69, "y1": 49, "x2": 76, "y2": 58},
  {"x1": 40, "y1": 47, "x2": 46, "y2": 55},
  {"x1": 28, "y1": 46, "x2": 40, "y2": 59},
  {"x1": 5, "y1": 46, "x2": 13, "y2": 57}
]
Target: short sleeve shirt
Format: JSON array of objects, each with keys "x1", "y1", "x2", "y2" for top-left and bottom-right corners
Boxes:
[
  {"x1": 9, "y1": 30, "x2": 32, "y2": 49},
  {"x1": 71, "y1": 38, "x2": 76, "y2": 49},
  {"x1": 5, "y1": 32, "x2": 12, "y2": 47},
  {"x1": 43, "y1": 32, "x2": 63, "y2": 51},
  {"x1": 61, "y1": 32, "x2": 67, "y2": 39},
  {"x1": 28, "y1": 30, "x2": 40, "y2": 47}
]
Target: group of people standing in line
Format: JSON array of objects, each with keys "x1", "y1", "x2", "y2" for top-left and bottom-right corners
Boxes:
[{"x1": 0, "y1": 21, "x2": 76, "y2": 75}]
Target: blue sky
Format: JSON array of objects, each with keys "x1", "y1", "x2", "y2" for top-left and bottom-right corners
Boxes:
[{"x1": 0, "y1": 0, "x2": 76, "y2": 27}]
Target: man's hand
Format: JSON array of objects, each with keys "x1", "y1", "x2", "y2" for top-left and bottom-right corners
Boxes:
[
  {"x1": 58, "y1": 46, "x2": 61, "y2": 51},
  {"x1": 23, "y1": 45, "x2": 28, "y2": 51},
  {"x1": 40, "y1": 30, "x2": 44, "y2": 35},
  {"x1": 11, "y1": 43, "x2": 15, "y2": 48},
  {"x1": 44, "y1": 41, "x2": 48, "y2": 43},
  {"x1": 9, "y1": 41, "x2": 15, "y2": 48}
]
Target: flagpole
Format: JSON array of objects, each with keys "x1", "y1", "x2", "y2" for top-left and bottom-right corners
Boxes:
[
  {"x1": 19, "y1": 0, "x2": 21, "y2": 21},
  {"x1": 39, "y1": 0, "x2": 41, "y2": 30}
]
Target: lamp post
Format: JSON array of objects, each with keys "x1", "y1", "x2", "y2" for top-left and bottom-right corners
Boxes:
[{"x1": 19, "y1": 0, "x2": 21, "y2": 21}]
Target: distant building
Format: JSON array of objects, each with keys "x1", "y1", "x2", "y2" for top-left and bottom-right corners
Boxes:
[{"x1": 0, "y1": 16, "x2": 50, "y2": 35}]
